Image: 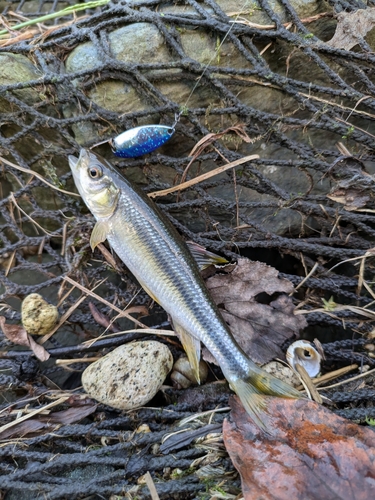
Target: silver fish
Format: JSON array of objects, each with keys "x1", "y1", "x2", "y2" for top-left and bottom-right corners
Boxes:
[{"x1": 68, "y1": 149, "x2": 301, "y2": 429}]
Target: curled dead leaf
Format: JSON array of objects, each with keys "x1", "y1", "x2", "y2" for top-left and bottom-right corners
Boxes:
[
  {"x1": 0, "y1": 316, "x2": 50, "y2": 361},
  {"x1": 204, "y1": 259, "x2": 306, "y2": 364}
]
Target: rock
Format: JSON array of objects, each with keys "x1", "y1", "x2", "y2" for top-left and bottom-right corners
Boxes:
[
  {"x1": 65, "y1": 22, "x2": 173, "y2": 143},
  {"x1": 170, "y1": 355, "x2": 209, "y2": 389},
  {"x1": 161, "y1": 0, "x2": 325, "y2": 25},
  {"x1": 82, "y1": 341, "x2": 173, "y2": 409},
  {"x1": 21, "y1": 293, "x2": 59, "y2": 335},
  {"x1": 262, "y1": 361, "x2": 300, "y2": 388},
  {"x1": 0, "y1": 53, "x2": 41, "y2": 112}
]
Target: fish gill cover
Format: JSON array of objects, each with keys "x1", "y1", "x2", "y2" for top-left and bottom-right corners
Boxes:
[{"x1": 1, "y1": 0, "x2": 375, "y2": 498}]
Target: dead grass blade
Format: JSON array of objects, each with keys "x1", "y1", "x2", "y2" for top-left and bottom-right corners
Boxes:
[
  {"x1": 145, "y1": 472, "x2": 160, "y2": 500},
  {"x1": 0, "y1": 395, "x2": 70, "y2": 436},
  {"x1": 63, "y1": 276, "x2": 148, "y2": 328},
  {"x1": 148, "y1": 154, "x2": 259, "y2": 198},
  {"x1": 0, "y1": 156, "x2": 79, "y2": 197}
]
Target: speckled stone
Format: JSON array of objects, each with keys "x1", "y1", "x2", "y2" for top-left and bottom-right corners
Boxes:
[
  {"x1": 21, "y1": 293, "x2": 59, "y2": 336},
  {"x1": 82, "y1": 341, "x2": 173, "y2": 410}
]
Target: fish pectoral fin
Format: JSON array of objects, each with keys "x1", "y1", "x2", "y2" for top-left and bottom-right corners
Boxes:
[
  {"x1": 173, "y1": 321, "x2": 201, "y2": 384},
  {"x1": 186, "y1": 241, "x2": 229, "y2": 270},
  {"x1": 90, "y1": 221, "x2": 109, "y2": 251}
]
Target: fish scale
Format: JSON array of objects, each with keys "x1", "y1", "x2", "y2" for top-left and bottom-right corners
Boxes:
[{"x1": 69, "y1": 148, "x2": 303, "y2": 430}]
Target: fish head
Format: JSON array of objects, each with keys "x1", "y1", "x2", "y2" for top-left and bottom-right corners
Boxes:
[{"x1": 68, "y1": 149, "x2": 120, "y2": 219}]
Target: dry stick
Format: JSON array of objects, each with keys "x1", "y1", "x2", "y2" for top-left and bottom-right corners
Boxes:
[
  {"x1": 63, "y1": 276, "x2": 148, "y2": 328},
  {"x1": 148, "y1": 155, "x2": 259, "y2": 198},
  {"x1": 82, "y1": 328, "x2": 176, "y2": 346},
  {"x1": 55, "y1": 356, "x2": 100, "y2": 366},
  {"x1": 0, "y1": 395, "x2": 70, "y2": 436},
  {"x1": 0, "y1": 156, "x2": 80, "y2": 197}
]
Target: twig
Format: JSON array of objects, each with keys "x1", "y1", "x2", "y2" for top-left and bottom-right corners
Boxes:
[
  {"x1": 56, "y1": 356, "x2": 100, "y2": 366},
  {"x1": 148, "y1": 155, "x2": 259, "y2": 198}
]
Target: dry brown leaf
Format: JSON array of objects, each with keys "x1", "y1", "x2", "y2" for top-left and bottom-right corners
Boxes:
[
  {"x1": 327, "y1": 8, "x2": 375, "y2": 50},
  {"x1": 327, "y1": 188, "x2": 371, "y2": 211},
  {"x1": 204, "y1": 259, "x2": 306, "y2": 364},
  {"x1": 0, "y1": 316, "x2": 50, "y2": 361},
  {"x1": 223, "y1": 397, "x2": 375, "y2": 500}
]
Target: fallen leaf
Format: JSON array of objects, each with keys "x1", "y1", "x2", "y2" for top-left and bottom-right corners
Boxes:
[
  {"x1": 223, "y1": 397, "x2": 375, "y2": 500},
  {"x1": 0, "y1": 316, "x2": 50, "y2": 361},
  {"x1": 327, "y1": 8, "x2": 375, "y2": 50},
  {"x1": 204, "y1": 259, "x2": 306, "y2": 364},
  {"x1": 0, "y1": 403, "x2": 97, "y2": 440},
  {"x1": 327, "y1": 188, "x2": 370, "y2": 211}
]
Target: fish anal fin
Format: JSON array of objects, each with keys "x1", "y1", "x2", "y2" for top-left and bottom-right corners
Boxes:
[
  {"x1": 90, "y1": 221, "x2": 109, "y2": 251},
  {"x1": 173, "y1": 322, "x2": 201, "y2": 384},
  {"x1": 186, "y1": 241, "x2": 229, "y2": 270}
]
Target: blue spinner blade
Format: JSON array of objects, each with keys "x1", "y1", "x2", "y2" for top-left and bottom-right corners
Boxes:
[{"x1": 110, "y1": 125, "x2": 175, "y2": 158}]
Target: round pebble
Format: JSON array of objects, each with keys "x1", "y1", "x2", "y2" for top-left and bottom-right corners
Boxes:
[
  {"x1": 21, "y1": 293, "x2": 59, "y2": 335},
  {"x1": 82, "y1": 341, "x2": 173, "y2": 410}
]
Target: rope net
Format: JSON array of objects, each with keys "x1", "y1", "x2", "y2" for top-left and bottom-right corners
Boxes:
[{"x1": 1, "y1": 0, "x2": 375, "y2": 497}]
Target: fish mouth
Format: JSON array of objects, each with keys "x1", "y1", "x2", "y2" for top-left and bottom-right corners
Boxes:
[{"x1": 68, "y1": 149, "x2": 89, "y2": 196}]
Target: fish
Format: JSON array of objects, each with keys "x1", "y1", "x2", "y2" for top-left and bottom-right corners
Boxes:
[{"x1": 68, "y1": 148, "x2": 302, "y2": 430}]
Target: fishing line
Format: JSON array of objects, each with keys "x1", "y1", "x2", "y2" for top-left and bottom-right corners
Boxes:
[{"x1": 92, "y1": 0, "x2": 250, "y2": 158}]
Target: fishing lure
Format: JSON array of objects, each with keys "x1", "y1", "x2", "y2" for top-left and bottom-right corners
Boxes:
[{"x1": 110, "y1": 124, "x2": 175, "y2": 158}]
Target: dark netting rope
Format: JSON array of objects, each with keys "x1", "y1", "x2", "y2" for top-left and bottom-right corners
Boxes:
[{"x1": 1, "y1": 0, "x2": 375, "y2": 497}]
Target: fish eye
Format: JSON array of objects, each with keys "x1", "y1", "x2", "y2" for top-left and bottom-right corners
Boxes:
[{"x1": 88, "y1": 165, "x2": 103, "y2": 179}]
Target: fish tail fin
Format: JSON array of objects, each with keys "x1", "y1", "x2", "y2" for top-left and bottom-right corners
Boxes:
[
  {"x1": 250, "y1": 364, "x2": 302, "y2": 399},
  {"x1": 228, "y1": 376, "x2": 269, "y2": 431},
  {"x1": 226, "y1": 363, "x2": 302, "y2": 431}
]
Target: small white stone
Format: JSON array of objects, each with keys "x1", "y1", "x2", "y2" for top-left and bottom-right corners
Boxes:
[
  {"x1": 262, "y1": 361, "x2": 300, "y2": 388},
  {"x1": 82, "y1": 341, "x2": 173, "y2": 410}
]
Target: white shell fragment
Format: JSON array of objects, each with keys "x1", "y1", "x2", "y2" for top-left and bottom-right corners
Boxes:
[
  {"x1": 286, "y1": 340, "x2": 322, "y2": 378},
  {"x1": 21, "y1": 293, "x2": 59, "y2": 335},
  {"x1": 82, "y1": 341, "x2": 173, "y2": 410}
]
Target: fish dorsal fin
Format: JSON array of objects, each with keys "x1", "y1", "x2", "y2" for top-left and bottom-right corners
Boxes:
[
  {"x1": 90, "y1": 221, "x2": 109, "y2": 251},
  {"x1": 173, "y1": 321, "x2": 201, "y2": 384},
  {"x1": 186, "y1": 241, "x2": 228, "y2": 270}
]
